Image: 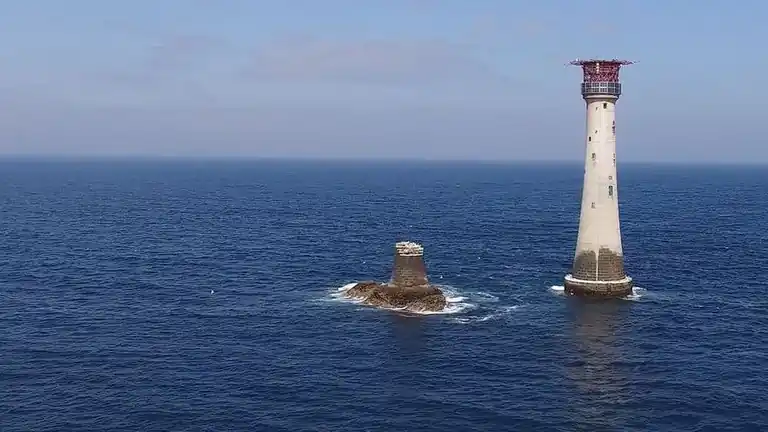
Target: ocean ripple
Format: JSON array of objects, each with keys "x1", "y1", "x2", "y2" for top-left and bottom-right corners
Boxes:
[{"x1": 1, "y1": 160, "x2": 767, "y2": 431}]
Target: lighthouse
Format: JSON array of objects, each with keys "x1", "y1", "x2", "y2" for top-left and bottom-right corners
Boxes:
[{"x1": 564, "y1": 59, "x2": 634, "y2": 298}]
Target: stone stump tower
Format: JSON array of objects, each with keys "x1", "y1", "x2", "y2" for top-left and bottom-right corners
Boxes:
[{"x1": 390, "y1": 241, "x2": 429, "y2": 288}]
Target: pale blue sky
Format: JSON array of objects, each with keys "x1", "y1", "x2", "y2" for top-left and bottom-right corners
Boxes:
[{"x1": 1, "y1": 0, "x2": 765, "y2": 162}]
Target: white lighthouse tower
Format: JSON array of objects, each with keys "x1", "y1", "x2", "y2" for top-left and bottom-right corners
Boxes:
[{"x1": 564, "y1": 58, "x2": 634, "y2": 298}]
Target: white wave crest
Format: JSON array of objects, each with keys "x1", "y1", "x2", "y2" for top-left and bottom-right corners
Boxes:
[
  {"x1": 625, "y1": 287, "x2": 646, "y2": 301},
  {"x1": 401, "y1": 284, "x2": 476, "y2": 315},
  {"x1": 415, "y1": 302, "x2": 474, "y2": 315},
  {"x1": 337, "y1": 282, "x2": 357, "y2": 292},
  {"x1": 471, "y1": 292, "x2": 499, "y2": 302},
  {"x1": 450, "y1": 305, "x2": 520, "y2": 324},
  {"x1": 550, "y1": 285, "x2": 566, "y2": 295},
  {"x1": 329, "y1": 282, "x2": 365, "y2": 304}
]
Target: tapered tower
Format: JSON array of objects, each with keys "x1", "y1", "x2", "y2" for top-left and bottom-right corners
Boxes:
[
  {"x1": 390, "y1": 241, "x2": 429, "y2": 288},
  {"x1": 564, "y1": 59, "x2": 634, "y2": 298}
]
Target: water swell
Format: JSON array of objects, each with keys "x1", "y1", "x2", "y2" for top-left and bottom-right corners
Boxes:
[{"x1": 4, "y1": 161, "x2": 766, "y2": 431}]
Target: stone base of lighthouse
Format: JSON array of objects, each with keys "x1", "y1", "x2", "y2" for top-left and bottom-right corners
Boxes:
[
  {"x1": 564, "y1": 274, "x2": 633, "y2": 298},
  {"x1": 564, "y1": 248, "x2": 633, "y2": 298}
]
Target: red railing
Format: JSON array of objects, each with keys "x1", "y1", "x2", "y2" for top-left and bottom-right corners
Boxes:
[{"x1": 570, "y1": 59, "x2": 634, "y2": 83}]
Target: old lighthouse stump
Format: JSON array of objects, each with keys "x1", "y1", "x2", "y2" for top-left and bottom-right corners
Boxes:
[{"x1": 344, "y1": 241, "x2": 447, "y2": 313}]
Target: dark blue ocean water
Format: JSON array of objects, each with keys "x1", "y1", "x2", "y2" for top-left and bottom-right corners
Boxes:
[{"x1": 1, "y1": 160, "x2": 766, "y2": 431}]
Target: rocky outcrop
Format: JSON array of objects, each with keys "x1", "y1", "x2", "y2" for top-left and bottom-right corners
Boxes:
[
  {"x1": 345, "y1": 281, "x2": 380, "y2": 299},
  {"x1": 343, "y1": 242, "x2": 447, "y2": 313},
  {"x1": 346, "y1": 281, "x2": 447, "y2": 312}
]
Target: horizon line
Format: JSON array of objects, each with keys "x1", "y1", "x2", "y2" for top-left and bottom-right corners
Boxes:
[{"x1": 0, "y1": 154, "x2": 765, "y2": 167}]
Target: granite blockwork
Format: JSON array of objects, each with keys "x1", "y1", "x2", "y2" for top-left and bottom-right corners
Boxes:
[
  {"x1": 564, "y1": 278, "x2": 632, "y2": 298},
  {"x1": 571, "y1": 248, "x2": 626, "y2": 281},
  {"x1": 566, "y1": 247, "x2": 632, "y2": 298},
  {"x1": 391, "y1": 254, "x2": 429, "y2": 287},
  {"x1": 571, "y1": 250, "x2": 598, "y2": 280}
]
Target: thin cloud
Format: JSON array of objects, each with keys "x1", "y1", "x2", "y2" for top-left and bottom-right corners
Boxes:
[
  {"x1": 18, "y1": 33, "x2": 513, "y2": 108},
  {"x1": 107, "y1": 34, "x2": 229, "y2": 87},
  {"x1": 241, "y1": 36, "x2": 505, "y2": 86},
  {"x1": 143, "y1": 35, "x2": 228, "y2": 73},
  {"x1": 468, "y1": 14, "x2": 551, "y2": 42}
]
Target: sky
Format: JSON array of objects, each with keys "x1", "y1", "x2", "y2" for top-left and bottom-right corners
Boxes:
[{"x1": 0, "y1": 0, "x2": 766, "y2": 162}]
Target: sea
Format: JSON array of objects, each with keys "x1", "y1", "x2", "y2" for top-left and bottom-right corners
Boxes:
[{"x1": 1, "y1": 159, "x2": 766, "y2": 431}]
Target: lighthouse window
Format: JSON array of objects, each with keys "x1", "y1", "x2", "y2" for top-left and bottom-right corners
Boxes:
[
  {"x1": 591, "y1": 152, "x2": 596, "y2": 161},
  {"x1": 608, "y1": 175, "x2": 613, "y2": 180},
  {"x1": 603, "y1": 102, "x2": 607, "y2": 109},
  {"x1": 608, "y1": 185, "x2": 614, "y2": 197},
  {"x1": 591, "y1": 202, "x2": 595, "y2": 208},
  {"x1": 588, "y1": 136, "x2": 591, "y2": 142}
]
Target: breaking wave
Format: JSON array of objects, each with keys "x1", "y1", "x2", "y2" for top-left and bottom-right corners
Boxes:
[
  {"x1": 328, "y1": 282, "x2": 521, "y2": 323},
  {"x1": 449, "y1": 305, "x2": 521, "y2": 324}
]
